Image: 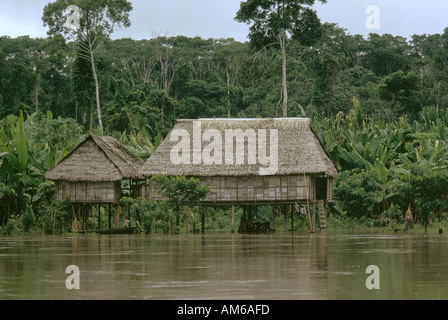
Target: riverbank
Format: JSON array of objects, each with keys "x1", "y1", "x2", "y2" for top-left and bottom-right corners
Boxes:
[{"x1": 1, "y1": 210, "x2": 447, "y2": 237}]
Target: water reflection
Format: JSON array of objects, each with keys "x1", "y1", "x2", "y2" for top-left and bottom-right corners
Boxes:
[{"x1": 1, "y1": 233, "x2": 448, "y2": 300}]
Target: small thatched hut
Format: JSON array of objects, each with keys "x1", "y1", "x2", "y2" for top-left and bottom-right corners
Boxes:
[
  {"x1": 44, "y1": 133, "x2": 143, "y2": 231},
  {"x1": 139, "y1": 118, "x2": 338, "y2": 205},
  {"x1": 45, "y1": 133, "x2": 142, "y2": 204}
]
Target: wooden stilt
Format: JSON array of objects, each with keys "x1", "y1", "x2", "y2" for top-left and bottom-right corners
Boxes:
[
  {"x1": 189, "y1": 207, "x2": 192, "y2": 234},
  {"x1": 186, "y1": 207, "x2": 191, "y2": 234},
  {"x1": 77, "y1": 204, "x2": 81, "y2": 231},
  {"x1": 304, "y1": 172, "x2": 314, "y2": 233},
  {"x1": 71, "y1": 205, "x2": 76, "y2": 232},
  {"x1": 291, "y1": 204, "x2": 294, "y2": 232},
  {"x1": 271, "y1": 205, "x2": 276, "y2": 233},
  {"x1": 186, "y1": 208, "x2": 189, "y2": 234},
  {"x1": 305, "y1": 205, "x2": 312, "y2": 232},
  {"x1": 231, "y1": 205, "x2": 235, "y2": 234},
  {"x1": 201, "y1": 208, "x2": 205, "y2": 235},
  {"x1": 284, "y1": 205, "x2": 289, "y2": 233},
  {"x1": 81, "y1": 204, "x2": 85, "y2": 230},
  {"x1": 82, "y1": 205, "x2": 85, "y2": 230},
  {"x1": 89, "y1": 205, "x2": 92, "y2": 230},
  {"x1": 82, "y1": 205, "x2": 86, "y2": 231},
  {"x1": 115, "y1": 203, "x2": 121, "y2": 229}
]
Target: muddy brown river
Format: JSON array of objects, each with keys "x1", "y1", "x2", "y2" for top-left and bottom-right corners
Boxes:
[{"x1": 1, "y1": 233, "x2": 447, "y2": 300}]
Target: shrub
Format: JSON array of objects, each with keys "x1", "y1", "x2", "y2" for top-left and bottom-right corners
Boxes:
[
  {"x1": 381, "y1": 204, "x2": 403, "y2": 226},
  {"x1": 333, "y1": 170, "x2": 385, "y2": 219},
  {"x1": 0, "y1": 217, "x2": 19, "y2": 235},
  {"x1": 21, "y1": 208, "x2": 35, "y2": 233}
]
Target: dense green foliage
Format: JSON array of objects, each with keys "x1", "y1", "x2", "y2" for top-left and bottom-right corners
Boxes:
[
  {"x1": 315, "y1": 102, "x2": 448, "y2": 229},
  {"x1": 4, "y1": 25, "x2": 448, "y2": 128},
  {"x1": 0, "y1": 111, "x2": 83, "y2": 233},
  {"x1": 119, "y1": 176, "x2": 210, "y2": 235},
  {"x1": 1, "y1": 1, "x2": 448, "y2": 234},
  {"x1": 235, "y1": 0, "x2": 327, "y2": 117}
]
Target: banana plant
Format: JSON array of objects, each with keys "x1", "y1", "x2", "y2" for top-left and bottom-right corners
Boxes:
[
  {"x1": 313, "y1": 111, "x2": 346, "y2": 163},
  {"x1": 421, "y1": 106, "x2": 439, "y2": 129},
  {"x1": 0, "y1": 112, "x2": 30, "y2": 179},
  {"x1": 118, "y1": 128, "x2": 162, "y2": 162},
  {"x1": 0, "y1": 111, "x2": 82, "y2": 224},
  {"x1": 339, "y1": 129, "x2": 396, "y2": 170},
  {"x1": 0, "y1": 113, "x2": 31, "y2": 222},
  {"x1": 14, "y1": 111, "x2": 29, "y2": 172},
  {"x1": 347, "y1": 97, "x2": 365, "y2": 130},
  {"x1": 399, "y1": 139, "x2": 448, "y2": 174}
]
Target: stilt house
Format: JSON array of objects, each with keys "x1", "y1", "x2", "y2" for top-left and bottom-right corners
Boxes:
[
  {"x1": 139, "y1": 118, "x2": 339, "y2": 205},
  {"x1": 44, "y1": 133, "x2": 143, "y2": 204}
]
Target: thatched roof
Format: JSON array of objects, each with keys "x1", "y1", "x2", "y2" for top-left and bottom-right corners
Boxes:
[
  {"x1": 44, "y1": 133, "x2": 143, "y2": 182},
  {"x1": 139, "y1": 118, "x2": 339, "y2": 178}
]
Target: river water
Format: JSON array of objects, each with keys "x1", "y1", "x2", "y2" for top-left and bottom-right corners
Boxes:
[{"x1": 1, "y1": 232, "x2": 448, "y2": 300}]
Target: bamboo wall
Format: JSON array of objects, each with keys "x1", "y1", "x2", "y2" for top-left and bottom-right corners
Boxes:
[
  {"x1": 55, "y1": 181, "x2": 121, "y2": 203},
  {"x1": 145, "y1": 175, "x2": 335, "y2": 205}
]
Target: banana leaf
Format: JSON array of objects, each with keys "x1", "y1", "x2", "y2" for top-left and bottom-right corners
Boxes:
[
  {"x1": 339, "y1": 148, "x2": 368, "y2": 170},
  {"x1": 14, "y1": 112, "x2": 28, "y2": 172}
]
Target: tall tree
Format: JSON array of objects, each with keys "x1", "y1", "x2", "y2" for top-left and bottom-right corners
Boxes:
[
  {"x1": 235, "y1": 0, "x2": 327, "y2": 117},
  {"x1": 42, "y1": 0, "x2": 133, "y2": 132},
  {"x1": 364, "y1": 33, "x2": 412, "y2": 76},
  {"x1": 148, "y1": 35, "x2": 178, "y2": 95},
  {"x1": 378, "y1": 71, "x2": 421, "y2": 120},
  {"x1": 72, "y1": 41, "x2": 95, "y2": 131}
]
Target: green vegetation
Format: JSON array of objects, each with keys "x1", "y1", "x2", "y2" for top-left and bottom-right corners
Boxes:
[
  {"x1": 1, "y1": 1, "x2": 448, "y2": 235},
  {"x1": 313, "y1": 100, "x2": 448, "y2": 231}
]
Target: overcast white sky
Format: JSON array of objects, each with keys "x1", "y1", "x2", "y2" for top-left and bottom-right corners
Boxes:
[{"x1": 1, "y1": 0, "x2": 448, "y2": 41}]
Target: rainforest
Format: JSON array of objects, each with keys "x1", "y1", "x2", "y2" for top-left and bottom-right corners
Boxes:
[{"x1": 1, "y1": 9, "x2": 448, "y2": 235}]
